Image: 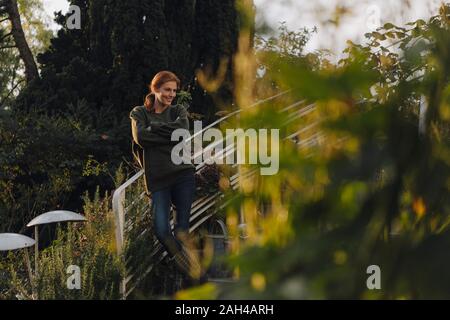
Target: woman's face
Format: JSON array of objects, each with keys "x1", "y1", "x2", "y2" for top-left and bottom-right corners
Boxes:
[{"x1": 155, "y1": 81, "x2": 177, "y2": 107}]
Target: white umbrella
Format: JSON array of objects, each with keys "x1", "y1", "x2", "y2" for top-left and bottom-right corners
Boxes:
[
  {"x1": 27, "y1": 210, "x2": 87, "y2": 227},
  {"x1": 26, "y1": 210, "x2": 87, "y2": 276},
  {"x1": 0, "y1": 233, "x2": 35, "y2": 251},
  {"x1": 0, "y1": 233, "x2": 36, "y2": 290}
]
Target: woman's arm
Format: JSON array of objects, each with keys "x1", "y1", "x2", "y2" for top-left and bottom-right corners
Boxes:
[
  {"x1": 150, "y1": 105, "x2": 190, "y2": 139},
  {"x1": 130, "y1": 108, "x2": 175, "y2": 148}
]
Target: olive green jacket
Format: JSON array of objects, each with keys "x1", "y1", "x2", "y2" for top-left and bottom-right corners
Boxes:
[{"x1": 129, "y1": 104, "x2": 195, "y2": 193}]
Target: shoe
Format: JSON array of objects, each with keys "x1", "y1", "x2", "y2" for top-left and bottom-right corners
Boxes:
[{"x1": 172, "y1": 247, "x2": 202, "y2": 280}]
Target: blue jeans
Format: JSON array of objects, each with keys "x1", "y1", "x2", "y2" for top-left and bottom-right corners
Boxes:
[{"x1": 152, "y1": 173, "x2": 196, "y2": 257}]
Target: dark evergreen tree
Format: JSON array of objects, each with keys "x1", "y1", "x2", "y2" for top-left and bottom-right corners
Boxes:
[{"x1": 15, "y1": 0, "x2": 241, "y2": 121}]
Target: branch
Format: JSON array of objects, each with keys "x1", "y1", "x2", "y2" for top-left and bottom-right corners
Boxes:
[
  {"x1": 0, "y1": 44, "x2": 15, "y2": 49},
  {"x1": 0, "y1": 78, "x2": 24, "y2": 107},
  {"x1": 0, "y1": 31, "x2": 12, "y2": 42}
]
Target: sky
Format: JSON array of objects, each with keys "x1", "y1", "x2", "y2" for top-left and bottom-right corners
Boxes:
[
  {"x1": 253, "y1": 0, "x2": 442, "y2": 59},
  {"x1": 43, "y1": 0, "x2": 70, "y2": 18},
  {"x1": 43, "y1": 0, "x2": 443, "y2": 59}
]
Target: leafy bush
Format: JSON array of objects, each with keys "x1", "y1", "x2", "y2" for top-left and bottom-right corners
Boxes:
[
  {"x1": 0, "y1": 101, "x2": 128, "y2": 233},
  {"x1": 180, "y1": 5, "x2": 450, "y2": 299},
  {"x1": 0, "y1": 186, "x2": 124, "y2": 300}
]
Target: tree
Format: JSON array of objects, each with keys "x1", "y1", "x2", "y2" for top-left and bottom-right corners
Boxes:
[
  {"x1": 0, "y1": 0, "x2": 51, "y2": 108},
  {"x1": 0, "y1": 0, "x2": 38, "y2": 82}
]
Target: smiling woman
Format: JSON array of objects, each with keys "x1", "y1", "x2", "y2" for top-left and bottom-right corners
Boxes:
[{"x1": 130, "y1": 71, "x2": 202, "y2": 282}]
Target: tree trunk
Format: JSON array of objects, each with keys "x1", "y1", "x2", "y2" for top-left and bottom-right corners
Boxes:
[{"x1": 3, "y1": 0, "x2": 39, "y2": 83}]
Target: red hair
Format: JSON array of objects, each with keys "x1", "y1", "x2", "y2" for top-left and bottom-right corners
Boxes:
[{"x1": 144, "y1": 71, "x2": 181, "y2": 111}]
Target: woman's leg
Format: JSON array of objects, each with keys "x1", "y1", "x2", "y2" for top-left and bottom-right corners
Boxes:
[
  {"x1": 152, "y1": 188, "x2": 182, "y2": 257},
  {"x1": 170, "y1": 173, "x2": 201, "y2": 279},
  {"x1": 170, "y1": 173, "x2": 196, "y2": 240}
]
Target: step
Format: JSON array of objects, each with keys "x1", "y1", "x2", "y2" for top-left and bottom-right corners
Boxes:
[{"x1": 207, "y1": 278, "x2": 237, "y2": 284}]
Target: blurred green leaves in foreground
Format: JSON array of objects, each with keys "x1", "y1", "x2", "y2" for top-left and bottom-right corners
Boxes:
[{"x1": 180, "y1": 4, "x2": 450, "y2": 299}]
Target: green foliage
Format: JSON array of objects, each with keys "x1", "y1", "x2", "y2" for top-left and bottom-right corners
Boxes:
[
  {"x1": 0, "y1": 0, "x2": 52, "y2": 108},
  {"x1": 16, "y1": 0, "x2": 52, "y2": 55},
  {"x1": 0, "y1": 186, "x2": 124, "y2": 299},
  {"x1": 254, "y1": 22, "x2": 331, "y2": 98},
  {"x1": 255, "y1": 22, "x2": 316, "y2": 60},
  {"x1": 0, "y1": 104, "x2": 125, "y2": 233},
  {"x1": 183, "y1": 4, "x2": 450, "y2": 299},
  {"x1": 176, "y1": 90, "x2": 193, "y2": 110}
]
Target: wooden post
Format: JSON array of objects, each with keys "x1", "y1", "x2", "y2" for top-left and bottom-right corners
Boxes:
[{"x1": 34, "y1": 225, "x2": 38, "y2": 277}]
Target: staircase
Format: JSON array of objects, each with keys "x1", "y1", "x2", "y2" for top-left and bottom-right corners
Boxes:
[{"x1": 112, "y1": 91, "x2": 322, "y2": 299}]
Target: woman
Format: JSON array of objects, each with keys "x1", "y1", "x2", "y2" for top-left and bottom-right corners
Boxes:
[{"x1": 129, "y1": 71, "x2": 201, "y2": 279}]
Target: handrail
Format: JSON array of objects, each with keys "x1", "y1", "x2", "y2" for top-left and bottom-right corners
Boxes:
[
  {"x1": 112, "y1": 170, "x2": 144, "y2": 254},
  {"x1": 185, "y1": 90, "x2": 291, "y2": 144}
]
